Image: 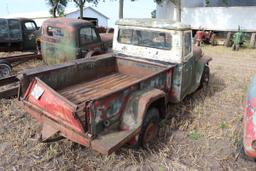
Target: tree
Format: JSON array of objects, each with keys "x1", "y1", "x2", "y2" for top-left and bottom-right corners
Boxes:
[
  {"x1": 73, "y1": 0, "x2": 99, "y2": 19},
  {"x1": 119, "y1": 0, "x2": 124, "y2": 19},
  {"x1": 151, "y1": 10, "x2": 156, "y2": 18},
  {"x1": 118, "y1": 0, "x2": 136, "y2": 19},
  {"x1": 47, "y1": 0, "x2": 68, "y2": 18}
]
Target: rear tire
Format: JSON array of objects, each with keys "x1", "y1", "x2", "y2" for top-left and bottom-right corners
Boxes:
[
  {"x1": 0, "y1": 60, "x2": 12, "y2": 79},
  {"x1": 137, "y1": 108, "x2": 160, "y2": 147},
  {"x1": 199, "y1": 65, "x2": 210, "y2": 89}
]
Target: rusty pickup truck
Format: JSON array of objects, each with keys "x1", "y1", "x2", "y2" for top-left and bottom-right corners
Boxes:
[
  {"x1": 0, "y1": 18, "x2": 38, "y2": 51},
  {"x1": 18, "y1": 19, "x2": 211, "y2": 154},
  {"x1": 39, "y1": 18, "x2": 113, "y2": 64}
]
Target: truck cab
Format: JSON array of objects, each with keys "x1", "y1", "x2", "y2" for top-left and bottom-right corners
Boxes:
[
  {"x1": 113, "y1": 19, "x2": 211, "y2": 102},
  {"x1": 0, "y1": 18, "x2": 38, "y2": 51},
  {"x1": 40, "y1": 18, "x2": 113, "y2": 64}
]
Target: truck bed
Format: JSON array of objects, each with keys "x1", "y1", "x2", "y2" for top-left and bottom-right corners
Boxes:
[{"x1": 59, "y1": 73, "x2": 140, "y2": 105}]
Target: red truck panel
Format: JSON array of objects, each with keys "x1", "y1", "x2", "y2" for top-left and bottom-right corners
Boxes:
[{"x1": 23, "y1": 78, "x2": 85, "y2": 134}]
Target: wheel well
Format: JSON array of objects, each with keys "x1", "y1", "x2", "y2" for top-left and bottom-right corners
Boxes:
[{"x1": 148, "y1": 97, "x2": 166, "y2": 119}]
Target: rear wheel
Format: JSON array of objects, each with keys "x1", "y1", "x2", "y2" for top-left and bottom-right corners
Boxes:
[
  {"x1": 199, "y1": 65, "x2": 210, "y2": 89},
  {"x1": 137, "y1": 108, "x2": 160, "y2": 147},
  {"x1": 0, "y1": 60, "x2": 12, "y2": 79}
]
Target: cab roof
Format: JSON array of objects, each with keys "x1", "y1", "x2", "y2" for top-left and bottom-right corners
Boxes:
[
  {"x1": 116, "y1": 18, "x2": 191, "y2": 30},
  {"x1": 43, "y1": 18, "x2": 94, "y2": 28}
]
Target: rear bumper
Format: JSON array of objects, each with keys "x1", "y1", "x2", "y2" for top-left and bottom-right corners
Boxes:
[{"x1": 23, "y1": 101, "x2": 91, "y2": 147}]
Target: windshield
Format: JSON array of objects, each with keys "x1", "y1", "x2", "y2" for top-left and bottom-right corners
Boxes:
[{"x1": 118, "y1": 28, "x2": 172, "y2": 50}]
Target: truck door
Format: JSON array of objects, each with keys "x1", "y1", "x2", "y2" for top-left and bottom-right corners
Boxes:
[
  {"x1": 79, "y1": 27, "x2": 102, "y2": 57},
  {"x1": 181, "y1": 31, "x2": 194, "y2": 96},
  {"x1": 22, "y1": 20, "x2": 38, "y2": 50}
]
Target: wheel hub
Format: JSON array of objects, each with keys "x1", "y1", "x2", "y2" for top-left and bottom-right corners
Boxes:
[
  {"x1": 0, "y1": 64, "x2": 11, "y2": 78},
  {"x1": 143, "y1": 122, "x2": 158, "y2": 145}
]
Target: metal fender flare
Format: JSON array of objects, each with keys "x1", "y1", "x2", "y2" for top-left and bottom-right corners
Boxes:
[
  {"x1": 200, "y1": 56, "x2": 212, "y2": 65},
  {"x1": 195, "y1": 56, "x2": 212, "y2": 86},
  {"x1": 120, "y1": 88, "x2": 166, "y2": 130}
]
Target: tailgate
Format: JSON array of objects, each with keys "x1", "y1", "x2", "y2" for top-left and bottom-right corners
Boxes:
[{"x1": 22, "y1": 77, "x2": 85, "y2": 134}]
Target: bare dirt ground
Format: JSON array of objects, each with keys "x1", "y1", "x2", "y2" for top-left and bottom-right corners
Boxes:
[{"x1": 0, "y1": 46, "x2": 256, "y2": 171}]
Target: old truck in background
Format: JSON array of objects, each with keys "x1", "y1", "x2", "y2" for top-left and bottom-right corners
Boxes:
[
  {"x1": 39, "y1": 18, "x2": 113, "y2": 64},
  {"x1": 0, "y1": 18, "x2": 113, "y2": 99},
  {"x1": 0, "y1": 18, "x2": 39, "y2": 51},
  {"x1": 18, "y1": 19, "x2": 211, "y2": 154}
]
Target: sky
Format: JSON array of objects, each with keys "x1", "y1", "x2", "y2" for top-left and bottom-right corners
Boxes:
[{"x1": 0, "y1": 0, "x2": 157, "y2": 27}]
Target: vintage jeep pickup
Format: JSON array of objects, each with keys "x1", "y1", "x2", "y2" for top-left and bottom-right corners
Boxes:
[
  {"x1": 18, "y1": 19, "x2": 211, "y2": 154},
  {"x1": 0, "y1": 18, "x2": 38, "y2": 51},
  {"x1": 39, "y1": 18, "x2": 113, "y2": 64}
]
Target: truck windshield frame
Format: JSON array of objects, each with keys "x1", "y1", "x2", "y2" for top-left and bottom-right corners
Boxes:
[{"x1": 117, "y1": 28, "x2": 172, "y2": 50}]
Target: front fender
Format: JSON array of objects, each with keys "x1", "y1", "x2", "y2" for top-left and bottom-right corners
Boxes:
[
  {"x1": 120, "y1": 88, "x2": 166, "y2": 130},
  {"x1": 195, "y1": 55, "x2": 212, "y2": 87}
]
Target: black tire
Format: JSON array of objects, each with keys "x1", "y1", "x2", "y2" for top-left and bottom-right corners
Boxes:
[
  {"x1": 199, "y1": 65, "x2": 210, "y2": 89},
  {"x1": 0, "y1": 60, "x2": 12, "y2": 79},
  {"x1": 137, "y1": 108, "x2": 160, "y2": 147}
]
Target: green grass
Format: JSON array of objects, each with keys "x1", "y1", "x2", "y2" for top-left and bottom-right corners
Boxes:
[
  {"x1": 188, "y1": 131, "x2": 202, "y2": 140},
  {"x1": 219, "y1": 120, "x2": 228, "y2": 129}
]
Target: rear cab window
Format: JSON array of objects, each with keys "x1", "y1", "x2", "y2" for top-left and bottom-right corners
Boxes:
[
  {"x1": 79, "y1": 27, "x2": 98, "y2": 45},
  {"x1": 118, "y1": 28, "x2": 172, "y2": 50}
]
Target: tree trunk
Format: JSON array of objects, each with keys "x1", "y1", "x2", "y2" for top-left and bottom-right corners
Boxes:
[
  {"x1": 175, "y1": 0, "x2": 181, "y2": 22},
  {"x1": 79, "y1": 5, "x2": 83, "y2": 18},
  {"x1": 53, "y1": 3, "x2": 58, "y2": 18},
  {"x1": 119, "y1": 0, "x2": 124, "y2": 19}
]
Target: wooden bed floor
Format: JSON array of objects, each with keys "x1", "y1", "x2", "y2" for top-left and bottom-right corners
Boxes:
[{"x1": 59, "y1": 73, "x2": 140, "y2": 105}]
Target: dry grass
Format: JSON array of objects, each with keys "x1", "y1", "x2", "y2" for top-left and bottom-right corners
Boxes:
[{"x1": 1, "y1": 46, "x2": 256, "y2": 170}]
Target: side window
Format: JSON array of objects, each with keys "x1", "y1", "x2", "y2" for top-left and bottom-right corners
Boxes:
[
  {"x1": 184, "y1": 32, "x2": 192, "y2": 57},
  {"x1": 47, "y1": 26, "x2": 64, "y2": 38},
  {"x1": 80, "y1": 27, "x2": 98, "y2": 45},
  {"x1": 24, "y1": 22, "x2": 37, "y2": 31}
]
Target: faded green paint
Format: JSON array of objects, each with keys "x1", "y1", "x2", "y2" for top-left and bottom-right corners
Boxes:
[
  {"x1": 42, "y1": 29, "x2": 77, "y2": 64},
  {"x1": 40, "y1": 18, "x2": 112, "y2": 65},
  {"x1": 170, "y1": 54, "x2": 208, "y2": 103}
]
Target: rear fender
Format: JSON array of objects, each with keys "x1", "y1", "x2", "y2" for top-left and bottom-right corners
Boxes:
[{"x1": 120, "y1": 88, "x2": 166, "y2": 131}]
